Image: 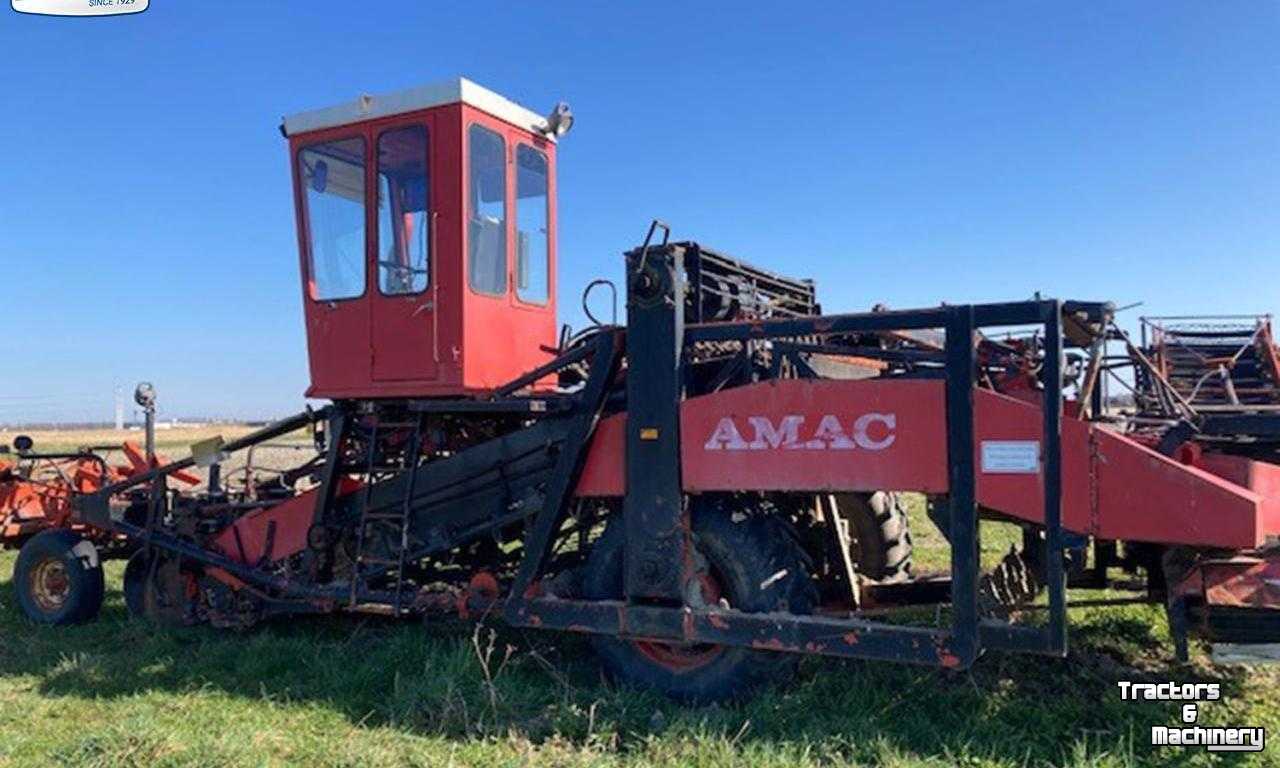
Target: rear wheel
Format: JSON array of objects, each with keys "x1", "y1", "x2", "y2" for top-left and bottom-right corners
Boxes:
[
  {"x1": 13, "y1": 530, "x2": 104, "y2": 625},
  {"x1": 581, "y1": 500, "x2": 814, "y2": 703}
]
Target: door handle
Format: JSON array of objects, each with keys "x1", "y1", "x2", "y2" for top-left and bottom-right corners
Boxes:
[{"x1": 412, "y1": 301, "x2": 434, "y2": 316}]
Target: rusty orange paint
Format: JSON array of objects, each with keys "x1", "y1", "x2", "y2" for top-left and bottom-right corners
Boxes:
[
  {"x1": 0, "y1": 474, "x2": 73, "y2": 534},
  {"x1": 1173, "y1": 550, "x2": 1280, "y2": 609},
  {"x1": 751, "y1": 638, "x2": 789, "y2": 651},
  {"x1": 0, "y1": 446, "x2": 157, "y2": 544},
  {"x1": 203, "y1": 568, "x2": 248, "y2": 590},
  {"x1": 458, "y1": 571, "x2": 500, "y2": 621},
  {"x1": 121, "y1": 442, "x2": 201, "y2": 486}
]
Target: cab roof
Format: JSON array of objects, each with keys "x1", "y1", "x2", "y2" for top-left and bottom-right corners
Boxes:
[{"x1": 281, "y1": 77, "x2": 552, "y2": 139}]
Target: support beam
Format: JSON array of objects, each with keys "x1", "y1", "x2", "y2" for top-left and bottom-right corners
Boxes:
[
  {"x1": 944, "y1": 305, "x2": 980, "y2": 667},
  {"x1": 623, "y1": 245, "x2": 689, "y2": 602}
]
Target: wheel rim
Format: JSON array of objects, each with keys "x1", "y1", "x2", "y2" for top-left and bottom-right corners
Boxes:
[
  {"x1": 631, "y1": 569, "x2": 726, "y2": 672},
  {"x1": 632, "y1": 638, "x2": 725, "y2": 671},
  {"x1": 29, "y1": 558, "x2": 71, "y2": 613}
]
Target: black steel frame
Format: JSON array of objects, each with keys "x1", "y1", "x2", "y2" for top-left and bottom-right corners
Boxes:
[{"x1": 504, "y1": 244, "x2": 1071, "y2": 668}]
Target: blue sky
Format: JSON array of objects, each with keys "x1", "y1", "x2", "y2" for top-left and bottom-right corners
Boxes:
[{"x1": 0, "y1": 3, "x2": 1276, "y2": 423}]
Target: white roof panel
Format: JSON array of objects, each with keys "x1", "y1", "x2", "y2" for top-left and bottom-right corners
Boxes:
[{"x1": 281, "y1": 77, "x2": 552, "y2": 139}]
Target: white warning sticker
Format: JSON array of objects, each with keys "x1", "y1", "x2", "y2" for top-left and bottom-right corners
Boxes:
[{"x1": 980, "y1": 440, "x2": 1040, "y2": 474}]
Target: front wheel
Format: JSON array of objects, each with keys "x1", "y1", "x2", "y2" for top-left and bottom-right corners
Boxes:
[
  {"x1": 581, "y1": 500, "x2": 814, "y2": 703},
  {"x1": 13, "y1": 530, "x2": 104, "y2": 625}
]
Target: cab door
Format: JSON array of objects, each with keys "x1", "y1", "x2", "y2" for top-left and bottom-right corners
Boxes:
[
  {"x1": 369, "y1": 120, "x2": 438, "y2": 382},
  {"x1": 295, "y1": 132, "x2": 373, "y2": 396}
]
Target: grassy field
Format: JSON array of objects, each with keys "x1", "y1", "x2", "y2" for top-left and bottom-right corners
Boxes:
[{"x1": 1, "y1": 493, "x2": 1277, "y2": 767}]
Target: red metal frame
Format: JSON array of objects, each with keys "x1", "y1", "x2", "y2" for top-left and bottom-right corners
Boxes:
[
  {"x1": 289, "y1": 103, "x2": 557, "y2": 399},
  {"x1": 574, "y1": 378, "x2": 1278, "y2": 550}
]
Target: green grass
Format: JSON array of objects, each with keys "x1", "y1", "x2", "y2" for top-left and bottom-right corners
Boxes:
[{"x1": 1, "y1": 505, "x2": 1278, "y2": 767}]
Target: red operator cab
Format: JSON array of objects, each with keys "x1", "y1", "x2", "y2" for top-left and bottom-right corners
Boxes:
[{"x1": 282, "y1": 78, "x2": 566, "y2": 399}]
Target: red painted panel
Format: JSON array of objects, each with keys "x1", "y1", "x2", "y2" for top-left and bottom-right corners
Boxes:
[
  {"x1": 459, "y1": 105, "x2": 558, "y2": 391},
  {"x1": 211, "y1": 478, "x2": 361, "y2": 565},
  {"x1": 1195, "y1": 452, "x2": 1280, "y2": 536},
  {"x1": 681, "y1": 379, "x2": 948, "y2": 492},
  {"x1": 974, "y1": 390, "x2": 1265, "y2": 548},
  {"x1": 576, "y1": 379, "x2": 949, "y2": 495},
  {"x1": 576, "y1": 413, "x2": 624, "y2": 496},
  {"x1": 577, "y1": 381, "x2": 1268, "y2": 549},
  {"x1": 304, "y1": 302, "x2": 371, "y2": 396}
]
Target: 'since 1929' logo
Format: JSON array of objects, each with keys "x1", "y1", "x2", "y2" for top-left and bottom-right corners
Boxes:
[{"x1": 12, "y1": 0, "x2": 147, "y2": 16}]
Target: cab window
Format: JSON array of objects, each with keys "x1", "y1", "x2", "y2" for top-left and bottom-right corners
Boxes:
[
  {"x1": 298, "y1": 136, "x2": 367, "y2": 301},
  {"x1": 515, "y1": 145, "x2": 549, "y2": 304},
  {"x1": 377, "y1": 126, "x2": 430, "y2": 295},
  {"x1": 467, "y1": 124, "x2": 507, "y2": 296}
]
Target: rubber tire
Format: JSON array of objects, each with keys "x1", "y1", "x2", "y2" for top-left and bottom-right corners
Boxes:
[
  {"x1": 581, "y1": 503, "x2": 814, "y2": 704},
  {"x1": 834, "y1": 491, "x2": 913, "y2": 583},
  {"x1": 13, "y1": 530, "x2": 105, "y2": 625},
  {"x1": 123, "y1": 549, "x2": 149, "y2": 619}
]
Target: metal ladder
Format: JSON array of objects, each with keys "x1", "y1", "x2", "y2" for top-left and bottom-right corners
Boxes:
[{"x1": 348, "y1": 414, "x2": 424, "y2": 614}]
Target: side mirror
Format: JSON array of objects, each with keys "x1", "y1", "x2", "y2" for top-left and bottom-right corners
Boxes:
[
  {"x1": 13, "y1": 435, "x2": 34, "y2": 453},
  {"x1": 544, "y1": 101, "x2": 573, "y2": 138}
]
